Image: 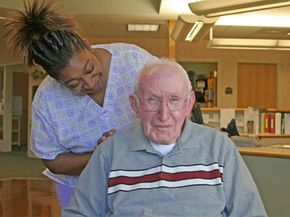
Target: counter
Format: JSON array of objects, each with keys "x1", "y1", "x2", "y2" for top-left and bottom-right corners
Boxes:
[
  {"x1": 238, "y1": 145, "x2": 290, "y2": 159},
  {"x1": 238, "y1": 146, "x2": 290, "y2": 217}
]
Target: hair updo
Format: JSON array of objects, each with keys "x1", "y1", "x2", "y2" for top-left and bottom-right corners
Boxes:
[{"x1": 3, "y1": 0, "x2": 90, "y2": 78}]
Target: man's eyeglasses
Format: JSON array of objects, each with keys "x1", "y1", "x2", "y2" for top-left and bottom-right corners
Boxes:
[{"x1": 137, "y1": 94, "x2": 189, "y2": 112}]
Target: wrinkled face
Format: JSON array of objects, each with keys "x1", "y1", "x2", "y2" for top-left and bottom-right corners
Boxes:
[
  {"x1": 57, "y1": 49, "x2": 103, "y2": 96},
  {"x1": 130, "y1": 67, "x2": 195, "y2": 145}
]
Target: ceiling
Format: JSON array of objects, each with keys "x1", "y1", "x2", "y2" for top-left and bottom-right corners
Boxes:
[{"x1": 1, "y1": 0, "x2": 290, "y2": 50}]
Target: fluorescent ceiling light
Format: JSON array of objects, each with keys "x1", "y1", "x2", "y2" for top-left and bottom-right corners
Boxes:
[
  {"x1": 127, "y1": 24, "x2": 159, "y2": 32},
  {"x1": 216, "y1": 14, "x2": 290, "y2": 27},
  {"x1": 277, "y1": 40, "x2": 290, "y2": 47},
  {"x1": 171, "y1": 15, "x2": 217, "y2": 42},
  {"x1": 211, "y1": 38, "x2": 278, "y2": 47},
  {"x1": 208, "y1": 37, "x2": 290, "y2": 50},
  {"x1": 189, "y1": 0, "x2": 290, "y2": 18},
  {"x1": 207, "y1": 22, "x2": 290, "y2": 50},
  {"x1": 185, "y1": 21, "x2": 204, "y2": 42}
]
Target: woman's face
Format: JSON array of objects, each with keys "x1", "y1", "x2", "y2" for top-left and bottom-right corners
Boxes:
[{"x1": 57, "y1": 49, "x2": 104, "y2": 96}]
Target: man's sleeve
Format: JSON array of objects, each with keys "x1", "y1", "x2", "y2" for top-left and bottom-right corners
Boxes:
[
  {"x1": 62, "y1": 140, "x2": 111, "y2": 217},
  {"x1": 222, "y1": 143, "x2": 268, "y2": 217}
]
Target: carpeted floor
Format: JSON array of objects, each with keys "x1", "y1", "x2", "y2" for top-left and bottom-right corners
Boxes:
[{"x1": 0, "y1": 150, "x2": 47, "y2": 180}]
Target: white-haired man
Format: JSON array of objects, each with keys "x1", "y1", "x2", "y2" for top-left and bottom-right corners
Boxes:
[{"x1": 63, "y1": 59, "x2": 267, "y2": 217}]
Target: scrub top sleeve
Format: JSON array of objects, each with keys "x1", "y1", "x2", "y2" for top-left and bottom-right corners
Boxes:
[
  {"x1": 30, "y1": 104, "x2": 68, "y2": 160},
  {"x1": 63, "y1": 139, "x2": 112, "y2": 217}
]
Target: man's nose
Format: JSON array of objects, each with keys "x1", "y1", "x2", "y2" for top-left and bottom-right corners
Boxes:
[{"x1": 158, "y1": 101, "x2": 170, "y2": 120}]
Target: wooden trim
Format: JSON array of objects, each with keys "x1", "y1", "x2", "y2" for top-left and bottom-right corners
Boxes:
[
  {"x1": 238, "y1": 147, "x2": 290, "y2": 159},
  {"x1": 201, "y1": 108, "x2": 247, "y2": 112},
  {"x1": 239, "y1": 133, "x2": 290, "y2": 138},
  {"x1": 168, "y1": 20, "x2": 176, "y2": 59},
  {"x1": 201, "y1": 108, "x2": 290, "y2": 113}
]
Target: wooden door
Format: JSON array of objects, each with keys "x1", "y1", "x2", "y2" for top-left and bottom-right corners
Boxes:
[{"x1": 237, "y1": 63, "x2": 277, "y2": 108}]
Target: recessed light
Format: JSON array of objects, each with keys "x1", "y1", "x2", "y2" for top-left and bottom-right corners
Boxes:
[{"x1": 127, "y1": 24, "x2": 159, "y2": 32}]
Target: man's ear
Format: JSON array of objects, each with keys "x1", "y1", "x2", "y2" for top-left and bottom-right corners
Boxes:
[
  {"x1": 129, "y1": 94, "x2": 140, "y2": 118},
  {"x1": 186, "y1": 91, "x2": 196, "y2": 116}
]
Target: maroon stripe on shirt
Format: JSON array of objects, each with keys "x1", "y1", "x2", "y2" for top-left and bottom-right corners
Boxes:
[{"x1": 108, "y1": 169, "x2": 222, "y2": 187}]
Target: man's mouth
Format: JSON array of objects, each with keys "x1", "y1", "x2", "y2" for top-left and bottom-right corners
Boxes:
[{"x1": 154, "y1": 125, "x2": 171, "y2": 130}]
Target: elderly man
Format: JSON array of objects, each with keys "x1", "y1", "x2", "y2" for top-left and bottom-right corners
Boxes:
[{"x1": 63, "y1": 59, "x2": 267, "y2": 217}]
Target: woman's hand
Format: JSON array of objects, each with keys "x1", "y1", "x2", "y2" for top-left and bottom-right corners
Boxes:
[{"x1": 97, "y1": 129, "x2": 116, "y2": 145}]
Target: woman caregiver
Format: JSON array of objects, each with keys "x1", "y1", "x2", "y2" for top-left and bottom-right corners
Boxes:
[{"x1": 3, "y1": 0, "x2": 157, "y2": 208}]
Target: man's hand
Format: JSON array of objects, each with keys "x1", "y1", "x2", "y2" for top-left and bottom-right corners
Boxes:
[{"x1": 97, "y1": 129, "x2": 116, "y2": 145}]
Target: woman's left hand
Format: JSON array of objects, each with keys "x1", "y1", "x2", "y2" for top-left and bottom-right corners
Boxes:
[{"x1": 97, "y1": 129, "x2": 116, "y2": 145}]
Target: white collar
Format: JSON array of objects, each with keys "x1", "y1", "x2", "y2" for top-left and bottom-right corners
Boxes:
[{"x1": 150, "y1": 140, "x2": 176, "y2": 155}]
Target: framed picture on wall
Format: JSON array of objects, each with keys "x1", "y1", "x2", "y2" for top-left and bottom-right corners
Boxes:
[{"x1": 196, "y1": 80, "x2": 206, "y2": 88}]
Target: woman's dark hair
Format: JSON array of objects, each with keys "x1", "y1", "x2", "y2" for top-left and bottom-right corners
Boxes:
[{"x1": 3, "y1": 0, "x2": 90, "y2": 78}]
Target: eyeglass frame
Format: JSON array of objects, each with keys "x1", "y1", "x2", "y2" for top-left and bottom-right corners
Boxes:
[{"x1": 135, "y1": 93, "x2": 190, "y2": 112}]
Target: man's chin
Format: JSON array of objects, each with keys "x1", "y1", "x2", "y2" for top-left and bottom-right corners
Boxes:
[{"x1": 151, "y1": 137, "x2": 175, "y2": 145}]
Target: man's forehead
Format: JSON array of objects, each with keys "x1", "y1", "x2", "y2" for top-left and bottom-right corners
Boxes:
[
  {"x1": 142, "y1": 69, "x2": 181, "y2": 84},
  {"x1": 141, "y1": 85, "x2": 186, "y2": 97},
  {"x1": 139, "y1": 66, "x2": 187, "y2": 94}
]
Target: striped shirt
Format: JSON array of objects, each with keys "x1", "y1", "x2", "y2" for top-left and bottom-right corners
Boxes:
[
  {"x1": 108, "y1": 163, "x2": 223, "y2": 194},
  {"x1": 63, "y1": 120, "x2": 267, "y2": 217}
]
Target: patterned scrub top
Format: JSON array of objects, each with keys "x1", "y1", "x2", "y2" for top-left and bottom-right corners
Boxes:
[{"x1": 30, "y1": 43, "x2": 157, "y2": 186}]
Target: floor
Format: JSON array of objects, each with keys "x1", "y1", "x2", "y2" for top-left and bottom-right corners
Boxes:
[{"x1": 0, "y1": 179, "x2": 61, "y2": 217}]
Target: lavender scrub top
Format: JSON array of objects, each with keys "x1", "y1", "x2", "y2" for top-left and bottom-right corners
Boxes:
[{"x1": 30, "y1": 43, "x2": 157, "y2": 187}]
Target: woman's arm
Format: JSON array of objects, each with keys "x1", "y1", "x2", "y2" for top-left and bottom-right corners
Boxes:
[
  {"x1": 42, "y1": 129, "x2": 116, "y2": 176},
  {"x1": 42, "y1": 151, "x2": 93, "y2": 176}
]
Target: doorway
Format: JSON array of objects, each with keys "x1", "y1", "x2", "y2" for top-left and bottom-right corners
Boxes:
[
  {"x1": 237, "y1": 63, "x2": 277, "y2": 108},
  {"x1": 12, "y1": 70, "x2": 29, "y2": 152},
  {"x1": 179, "y1": 61, "x2": 218, "y2": 107}
]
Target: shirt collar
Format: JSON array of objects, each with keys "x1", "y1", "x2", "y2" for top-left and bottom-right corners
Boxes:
[{"x1": 128, "y1": 118, "x2": 200, "y2": 152}]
